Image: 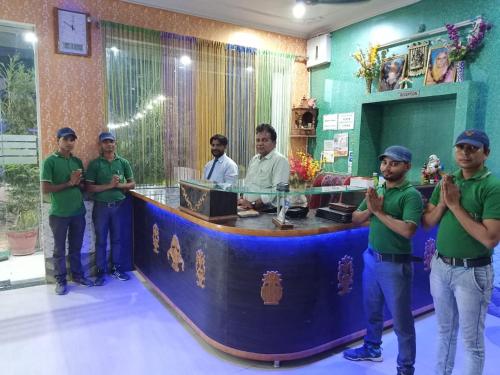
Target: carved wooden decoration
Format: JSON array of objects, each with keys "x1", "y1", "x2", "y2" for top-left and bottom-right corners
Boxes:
[
  {"x1": 291, "y1": 96, "x2": 318, "y2": 136},
  {"x1": 337, "y1": 255, "x2": 354, "y2": 296},
  {"x1": 424, "y1": 238, "x2": 436, "y2": 271},
  {"x1": 152, "y1": 223, "x2": 159, "y2": 254},
  {"x1": 167, "y1": 234, "x2": 185, "y2": 272},
  {"x1": 408, "y1": 42, "x2": 429, "y2": 77},
  {"x1": 196, "y1": 249, "x2": 206, "y2": 288},
  {"x1": 261, "y1": 271, "x2": 283, "y2": 305}
]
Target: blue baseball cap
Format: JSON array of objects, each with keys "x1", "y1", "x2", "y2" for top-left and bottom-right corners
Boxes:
[
  {"x1": 99, "y1": 132, "x2": 116, "y2": 142},
  {"x1": 56, "y1": 127, "x2": 77, "y2": 139},
  {"x1": 455, "y1": 129, "x2": 489, "y2": 149},
  {"x1": 379, "y1": 145, "x2": 412, "y2": 163}
]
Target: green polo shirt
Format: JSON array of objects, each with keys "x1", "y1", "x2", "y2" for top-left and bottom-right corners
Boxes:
[
  {"x1": 41, "y1": 152, "x2": 85, "y2": 217},
  {"x1": 429, "y1": 167, "x2": 500, "y2": 258},
  {"x1": 358, "y1": 180, "x2": 423, "y2": 254},
  {"x1": 86, "y1": 154, "x2": 134, "y2": 203}
]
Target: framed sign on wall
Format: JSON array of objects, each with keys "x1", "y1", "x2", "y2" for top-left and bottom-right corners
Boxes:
[{"x1": 55, "y1": 8, "x2": 91, "y2": 57}]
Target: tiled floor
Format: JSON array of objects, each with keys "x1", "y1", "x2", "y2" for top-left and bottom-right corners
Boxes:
[
  {"x1": 0, "y1": 251, "x2": 45, "y2": 288},
  {"x1": 1, "y1": 273, "x2": 499, "y2": 375}
]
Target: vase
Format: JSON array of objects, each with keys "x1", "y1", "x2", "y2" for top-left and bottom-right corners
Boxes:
[
  {"x1": 455, "y1": 60, "x2": 466, "y2": 82},
  {"x1": 365, "y1": 78, "x2": 372, "y2": 94}
]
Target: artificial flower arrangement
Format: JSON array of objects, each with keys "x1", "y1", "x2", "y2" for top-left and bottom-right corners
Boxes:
[
  {"x1": 445, "y1": 17, "x2": 492, "y2": 62},
  {"x1": 352, "y1": 44, "x2": 387, "y2": 80},
  {"x1": 289, "y1": 152, "x2": 322, "y2": 187}
]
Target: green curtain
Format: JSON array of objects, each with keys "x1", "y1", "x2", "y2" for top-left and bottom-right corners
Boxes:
[
  {"x1": 102, "y1": 21, "x2": 164, "y2": 184},
  {"x1": 255, "y1": 51, "x2": 294, "y2": 156}
]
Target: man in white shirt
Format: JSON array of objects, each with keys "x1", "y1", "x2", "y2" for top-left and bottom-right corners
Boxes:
[
  {"x1": 238, "y1": 124, "x2": 290, "y2": 210},
  {"x1": 203, "y1": 134, "x2": 238, "y2": 185}
]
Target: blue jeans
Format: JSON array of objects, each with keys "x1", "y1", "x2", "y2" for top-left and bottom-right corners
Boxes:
[
  {"x1": 430, "y1": 253, "x2": 494, "y2": 375},
  {"x1": 362, "y1": 249, "x2": 416, "y2": 372},
  {"x1": 49, "y1": 213, "x2": 86, "y2": 283},
  {"x1": 92, "y1": 200, "x2": 123, "y2": 273}
]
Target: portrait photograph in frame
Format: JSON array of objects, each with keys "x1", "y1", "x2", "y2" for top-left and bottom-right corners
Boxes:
[
  {"x1": 424, "y1": 46, "x2": 456, "y2": 85},
  {"x1": 378, "y1": 55, "x2": 407, "y2": 92}
]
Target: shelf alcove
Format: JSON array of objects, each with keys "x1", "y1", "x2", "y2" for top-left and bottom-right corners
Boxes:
[{"x1": 352, "y1": 81, "x2": 482, "y2": 181}]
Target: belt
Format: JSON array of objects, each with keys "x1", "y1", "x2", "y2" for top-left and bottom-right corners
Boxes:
[
  {"x1": 95, "y1": 200, "x2": 123, "y2": 208},
  {"x1": 367, "y1": 248, "x2": 419, "y2": 263},
  {"x1": 437, "y1": 253, "x2": 492, "y2": 268}
]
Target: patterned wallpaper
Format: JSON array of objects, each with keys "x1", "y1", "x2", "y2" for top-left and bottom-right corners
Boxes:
[{"x1": 0, "y1": 0, "x2": 308, "y2": 166}]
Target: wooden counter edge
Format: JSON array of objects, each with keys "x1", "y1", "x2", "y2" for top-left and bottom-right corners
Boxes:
[{"x1": 131, "y1": 190, "x2": 367, "y2": 237}]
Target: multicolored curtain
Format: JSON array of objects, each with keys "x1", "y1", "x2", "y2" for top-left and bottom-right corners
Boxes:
[
  {"x1": 225, "y1": 45, "x2": 256, "y2": 174},
  {"x1": 102, "y1": 21, "x2": 294, "y2": 185},
  {"x1": 256, "y1": 51, "x2": 294, "y2": 156},
  {"x1": 102, "y1": 21, "x2": 164, "y2": 184},
  {"x1": 161, "y1": 32, "x2": 196, "y2": 184}
]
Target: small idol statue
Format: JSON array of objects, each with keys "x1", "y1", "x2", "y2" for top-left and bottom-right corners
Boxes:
[{"x1": 421, "y1": 154, "x2": 442, "y2": 184}]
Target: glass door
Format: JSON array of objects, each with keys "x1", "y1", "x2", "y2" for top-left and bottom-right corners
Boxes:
[{"x1": 0, "y1": 21, "x2": 44, "y2": 290}]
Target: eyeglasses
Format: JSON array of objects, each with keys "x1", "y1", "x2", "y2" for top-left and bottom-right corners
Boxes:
[{"x1": 455, "y1": 144, "x2": 481, "y2": 153}]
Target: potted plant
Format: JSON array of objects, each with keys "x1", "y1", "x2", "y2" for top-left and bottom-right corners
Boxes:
[{"x1": 4, "y1": 164, "x2": 40, "y2": 256}]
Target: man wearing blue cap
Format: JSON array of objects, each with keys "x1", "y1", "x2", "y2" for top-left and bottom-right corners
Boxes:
[
  {"x1": 344, "y1": 145, "x2": 423, "y2": 375},
  {"x1": 41, "y1": 127, "x2": 94, "y2": 295},
  {"x1": 423, "y1": 129, "x2": 500, "y2": 375},
  {"x1": 86, "y1": 132, "x2": 135, "y2": 285}
]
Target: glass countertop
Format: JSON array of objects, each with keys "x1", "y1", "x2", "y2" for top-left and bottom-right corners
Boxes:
[{"x1": 179, "y1": 179, "x2": 366, "y2": 196}]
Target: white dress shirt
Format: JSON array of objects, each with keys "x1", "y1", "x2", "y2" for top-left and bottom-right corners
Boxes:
[{"x1": 203, "y1": 153, "x2": 238, "y2": 184}]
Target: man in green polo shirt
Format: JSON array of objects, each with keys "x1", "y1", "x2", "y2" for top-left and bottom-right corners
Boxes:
[
  {"x1": 423, "y1": 129, "x2": 500, "y2": 375},
  {"x1": 343, "y1": 145, "x2": 423, "y2": 375},
  {"x1": 41, "y1": 127, "x2": 94, "y2": 295},
  {"x1": 86, "y1": 132, "x2": 135, "y2": 286}
]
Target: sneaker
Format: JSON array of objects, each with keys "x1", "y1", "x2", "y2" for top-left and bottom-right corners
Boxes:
[
  {"x1": 343, "y1": 344, "x2": 383, "y2": 362},
  {"x1": 94, "y1": 275, "x2": 105, "y2": 286},
  {"x1": 73, "y1": 276, "x2": 94, "y2": 287},
  {"x1": 111, "y1": 268, "x2": 130, "y2": 281},
  {"x1": 55, "y1": 282, "x2": 67, "y2": 295}
]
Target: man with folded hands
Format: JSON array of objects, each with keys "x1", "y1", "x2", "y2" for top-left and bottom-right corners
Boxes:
[
  {"x1": 422, "y1": 129, "x2": 500, "y2": 375},
  {"x1": 343, "y1": 145, "x2": 423, "y2": 375}
]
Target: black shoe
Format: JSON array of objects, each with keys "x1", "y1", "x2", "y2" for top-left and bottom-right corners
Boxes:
[
  {"x1": 94, "y1": 275, "x2": 105, "y2": 286},
  {"x1": 111, "y1": 269, "x2": 130, "y2": 281},
  {"x1": 73, "y1": 276, "x2": 94, "y2": 287},
  {"x1": 55, "y1": 282, "x2": 67, "y2": 295}
]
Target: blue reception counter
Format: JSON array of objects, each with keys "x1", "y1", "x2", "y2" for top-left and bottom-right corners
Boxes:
[{"x1": 131, "y1": 188, "x2": 435, "y2": 362}]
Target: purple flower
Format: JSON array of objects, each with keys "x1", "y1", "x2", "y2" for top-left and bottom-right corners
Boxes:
[{"x1": 446, "y1": 18, "x2": 492, "y2": 61}]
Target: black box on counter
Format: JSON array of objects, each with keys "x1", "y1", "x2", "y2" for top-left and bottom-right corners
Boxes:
[
  {"x1": 315, "y1": 207, "x2": 352, "y2": 223},
  {"x1": 179, "y1": 181, "x2": 237, "y2": 222}
]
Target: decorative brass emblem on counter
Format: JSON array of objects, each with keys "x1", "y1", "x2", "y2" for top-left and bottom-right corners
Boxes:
[
  {"x1": 196, "y1": 249, "x2": 206, "y2": 288},
  {"x1": 180, "y1": 185, "x2": 208, "y2": 212},
  {"x1": 152, "y1": 223, "x2": 159, "y2": 254},
  {"x1": 337, "y1": 255, "x2": 354, "y2": 296},
  {"x1": 423, "y1": 238, "x2": 436, "y2": 271},
  {"x1": 261, "y1": 271, "x2": 283, "y2": 305},
  {"x1": 167, "y1": 234, "x2": 185, "y2": 272}
]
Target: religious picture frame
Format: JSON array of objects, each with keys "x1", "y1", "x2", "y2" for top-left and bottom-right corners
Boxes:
[
  {"x1": 407, "y1": 42, "x2": 429, "y2": 76},
  {"x1": 378, "y1": 55, "x2": 407, "y2": 92},
  {"x1": 424, "y1": 46, "x2": 456, "y2": 86}
]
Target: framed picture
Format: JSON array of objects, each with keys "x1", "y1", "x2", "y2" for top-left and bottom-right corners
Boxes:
[
  {"x1": 407, "y1": 42, "x2": 429, "y2": 76},
  {"x1": 424, "y1": 46, "x2": 456, "y2": 85},
  {"x1": 55, "y1": 8, "x2": 91, "y2": 56},
  {"x1": 378, "y1": 55, "x2": 407, "y2": 92}
]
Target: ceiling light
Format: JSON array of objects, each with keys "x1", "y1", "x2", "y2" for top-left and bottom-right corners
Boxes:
[
  {"x1": 293, "y1": 2, "x2": 306, "y2": 19},
  {"x1": 180, "y1": 55, "x2": 191, "y2": 66}
]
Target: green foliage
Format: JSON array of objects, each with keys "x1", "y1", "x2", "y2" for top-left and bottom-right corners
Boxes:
[
  {"x1": 0, "y1": 54, "x2": 37, "y2": 134},
  {"x1": 4, "y1": 164, "x2": 40, "y2": 230}
]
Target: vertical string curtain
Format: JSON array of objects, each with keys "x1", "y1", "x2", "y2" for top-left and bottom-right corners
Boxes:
[
  {"x1": 195, "y1": 40, "x2": 226, "y2": 172},
  {"x1": 225, "y1": 45, "x2": 256, "y2": 175},
  {"x1": 161, "y1": 33, "x2": 196, "y2": 184},
  {"x1": 102, "y1": 21, "x2": 294, "y2": 185},
  {"x1": 102, "y1": 21, "x2": 164, "y2": 184},
  {"x1": 255, "y1": 51, "x2": 294, "y2": 156}
]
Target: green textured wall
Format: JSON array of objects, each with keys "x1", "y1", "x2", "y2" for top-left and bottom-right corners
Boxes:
[{"x1": 310, "y1": 0, "x2": 500, "y2": 178}]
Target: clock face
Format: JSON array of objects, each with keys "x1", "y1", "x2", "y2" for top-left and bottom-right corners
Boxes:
[{"x1": 56, "y1": 9, "x2": 90, "y2": 56}]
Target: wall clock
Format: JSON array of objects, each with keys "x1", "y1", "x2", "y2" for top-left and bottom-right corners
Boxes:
[{"x1": 55, "y1": 8, "x2": 91, "y2": 57}]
